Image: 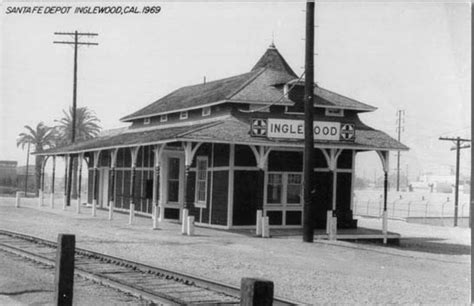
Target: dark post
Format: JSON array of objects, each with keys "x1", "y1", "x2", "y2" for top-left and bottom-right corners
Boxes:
[
  {"x1": 183, "y1": 165, "x2": 190, "y2": 209},
  {"x1": 384, "y1": 171, "x2": 388, "y2": 212},
  {"x1": 454, "y1": 137, "x2": 460, "y2": 227},
  {"x1": 64, "y1": 156, "x2": 68, "y2": 198},
  {"x1": 303, "y1": 0, "x2": 315, "y2": 243},
  {"x1": 52, "y1": 156, "x2": 56, "y2": 194},
  {"x1": 256, "y1": 169, "x2": 265, "y2": 210},
  {"x1": 110, "y1": 167, "x2": 115, "y2": 203},
  {"x1": 77, "y1": 157, "x2": 82, "y2": 199},
  {"x1": 24, "y1": 142, "x2": 31, "y2": 196},
  {"x1": 240, "y1": 278, "x2": 273, "y2": 306},
  {"x1": 54, "y1": 234, "x2": 75, "y2": 306},
  {"x1": 93, "y1": 167, "x2": 99, "y2": 203}
]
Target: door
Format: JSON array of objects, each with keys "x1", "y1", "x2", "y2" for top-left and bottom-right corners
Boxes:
[
  {"x1": 99, "y1": 168, "x2": 109, "y2": 208},
  {"x1": 162, "y1": 152, "x2": 184, "y2": 220}
]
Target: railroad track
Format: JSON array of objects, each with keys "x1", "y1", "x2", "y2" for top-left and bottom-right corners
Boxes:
[{"x1": 0, "y1": 229, "x2": 297, "y2": 305}]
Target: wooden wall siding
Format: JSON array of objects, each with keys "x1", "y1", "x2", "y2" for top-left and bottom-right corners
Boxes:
[
  {"x1": 211, "y1": 170, "x2": 228, "y2": 225},
  {"x1": 313, "y1": 149, "x2": 328, "y2": 168},
  {"x1": 136, "y1": 146, "x2": 154, "y2": 168},
  {"x1": 234, "y1": 145, "x2": 256, "y2": 167},
  {"x1": 114, "y1": 169, "x2": 131, "y2": 210},
  {"x1": 268, "y1": 151, "x2": 303, "y2": 172},
  {"x1": 213, "y1": 143, "x2": 230, "y2": 167},
  {"x1": 337, "y1": 150, "x2": 353, "y2": 169},
  {"x1": 313, "y1": 171, "x2": 332, "y2": 229},
  {"x1": 114, "y1": 170, "x2": 123, "y2": 209},
  {"x1": 233, "y1": 170, "x2": 260, "y2": 225},
  {"x1": 336, "y1": 172, "x2": 355, "y2": 228},
  {"x1": 99, "y1": 150, "x2": 111, "y2": 167},
  {"x1": 129, "y1": 104, "x2": 232, "y2": 128},
  {"x1": 116, "y1": 147, "x2": 131, "y2": 167},
  {"x1": 132, "y1": 169, "x2": 153, "y2": 213},
  {"x1": 187, "y1": 172, "x2": 200, "y2": 222}
]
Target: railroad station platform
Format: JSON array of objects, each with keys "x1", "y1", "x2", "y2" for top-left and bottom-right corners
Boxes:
[{"x1": 0, "y1": 195, "x2": 470, "y2": 304}]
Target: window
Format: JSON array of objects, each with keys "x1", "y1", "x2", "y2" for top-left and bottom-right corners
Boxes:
[
  {"x1": 266, "y1": 172, "x2": 302, "y2": 205},
  {"x1": 325, "y1": 108, "x2": 344, "y2": 117},
  {"x1": 202, "y1": 106, "x2": 211, "y2": 117},
  {"x1": 195, "y1": 157, "x2": 208, "y2": 207},
  {"x1": 167, "y1": 157, "x2": 180, "y2": 202},
  {"x1": 143, "y1": 117, "x2": 151, "y2": 125},
  {"x1": 180, "y1": 111, "x2": 188, "y2": 120},
  {"x1": 267, "y1": 174, "x2": 283, "y2": 204},
  {"x1": 287, "y1": 174, "x2": 302, "y2": 204},
  {"x1": 160, "y1": 114, "x2": 168, "y2": 122}
]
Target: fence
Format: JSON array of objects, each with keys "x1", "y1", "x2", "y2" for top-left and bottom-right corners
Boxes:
[{"x1": 353, "y1": 190, "x2": 470, "y2": 227}]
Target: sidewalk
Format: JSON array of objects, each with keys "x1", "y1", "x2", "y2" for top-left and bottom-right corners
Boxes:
[{"x1": 0, "y1": 196, "x2": 470, "y2": 304}]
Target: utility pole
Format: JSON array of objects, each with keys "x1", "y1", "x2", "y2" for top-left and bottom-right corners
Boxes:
[
  {"x1": 439, "y1": 136, "x2": 470, "y2": 227},
  {"x1": 54, "y1": 31, "x2": 98, "y2": 207},
  {"x1": 395, "y1": 109, "x2": 405, "y2": 191},
  {"x1": 303, "y1": 0, "x2": 315, "y2": 243}
]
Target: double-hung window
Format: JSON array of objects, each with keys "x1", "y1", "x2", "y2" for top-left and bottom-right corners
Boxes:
[
  {"x1": 195, "y1": 157, "x2": 208, "y2": 208},
  {"x1": 266, "y1": 172, "x2": 302, "y2": 205}
]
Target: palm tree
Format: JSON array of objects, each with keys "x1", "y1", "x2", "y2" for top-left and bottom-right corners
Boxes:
[
  {"x1": 17, "y1": 122, "x2": 56, "y2": 196},
  {"x1": 56, "y1": 106, "x2": 101, "y2": 198}
]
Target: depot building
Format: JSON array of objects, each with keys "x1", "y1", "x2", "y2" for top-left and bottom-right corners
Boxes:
[{"x1": 38, "y1": 44, "x2": 407, "y2": 230}]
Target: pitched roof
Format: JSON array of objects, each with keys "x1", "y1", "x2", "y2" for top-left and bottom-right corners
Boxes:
[
  {"x1": 251, "y1": 44, "x2": 297, "y2": 77},
  {"x1": 314, "y1": 87, "x2": 377, "y2": 112},
  {"x1": 38, "y1": 116, "x2": 408, "y2": 155}
]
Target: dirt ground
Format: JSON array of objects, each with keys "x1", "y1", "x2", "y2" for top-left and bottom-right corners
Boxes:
[{"x1": 0, "y1": 196, "x2": 470, "y2": 304}]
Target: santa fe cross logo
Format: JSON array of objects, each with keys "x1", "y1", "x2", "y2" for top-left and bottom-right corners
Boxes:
[
  {"x1": 251, "y1": 119, "x2": 267, "y2": 137},
  {"x1": 340, "y1": 123, "x2": 355, "y2": 141}
]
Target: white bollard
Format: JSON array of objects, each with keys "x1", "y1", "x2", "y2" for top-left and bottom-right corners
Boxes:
[
  {"x1": 256, "y1": 210, "x2": 263, "y2": 236},
  {"x1": 382, "y1": 210, "x2": 388, "y2": 244},
  {"x1": 181, "y1": 209, "x2": 189, "y2": 235},
  {"x1": 326, "y1": 211, "x2": 332, "y2": 234},
  {"x1": 38, "y1": 190, "x2": 42, "y2": 207},
  {"x1": 92, "y1": 200, "x2": 97, "y2": 217},
  {"x1": 50, "y1": 193, "x2": 55, "y2": 208},
  {"x1": 187, "y1": 216, "x2": 195, "y2": 236},
  {"x1": 158, "y1": 204, "x2": 164, "y2": 222},
  {"x1": 329, "y1": 216, "x2": 337, "y2": 241},
  {"x1": 129, "y1": 203, "x2": 135, "y2": 225},
  {"x1": 108, "y1": 201, "x2": 114, "y2": 220},
  {"x1": 152, "y1": 205, "x2": 159, "y2": 230},
  {"x1": 76, "y1": 196, "x2": 81, "y2": 214},
  {"x1": 262, "y1": 216, "x2": 270, "y2": 238},
  {"x1": 15, "y1": 191, "x2": 21, "y2": 208}
]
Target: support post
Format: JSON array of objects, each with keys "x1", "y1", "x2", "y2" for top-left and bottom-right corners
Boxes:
[
  {"x1": 129, "y1": 147, "x2": 139, "y2": 224},
  {"x1": 383, "y1": 170, "x2": 388, "y2": 244},
  {"x1": 40, "y1": 157, "x2": 47, "y2": 207},
  {"x1": 108, "y1": 149, "x2": 118, "y2": 220},
  {"x1": 15, "y1": 191, "x2": 21, "y2": 208},
  {"x1": 152, "y1": 145, "x2": 162, "y2": 228},
  {"x1": 240, "y1": 278, "x2": 274, "y2": 306},
  {"x1": 51, "y1": 156, "x2": 56, "y2": 208},
  {"x1": 256, "y1": 210, "x2": 263, "y2": 236},
  {"x1": 129, "y1": 203, "x2": 135, "y2": 225},
  {"x1": 63, "y1": 155, "x2": 68, "y2": 210},
  {"x1": 182, "y1": 208, "x2": 189, "y2": 235},
  {"x1": 187, "y1": 216, "x2": 195, "y2": 236},
  {"x1": 262, "y1": 216, "x2": 270, "y2": 238},
  {"x1": 454, "y1": 137, "x2": 460, "y2": 227},
  {"x1": 92, "y1": 166, "x2": 98, "y2": 217},
  {"x1": 76, "y1": 154, "x2": 83, "y2": 214},
  {"x1": 54, "y1": 234, "x2": 75, "y2": 306}
]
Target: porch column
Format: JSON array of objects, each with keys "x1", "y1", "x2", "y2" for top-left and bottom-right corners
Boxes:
[
  {"x1": 250, "y1": 145, "x2": 271, "y2": 233},
  {"x1": 39, "y1": 157, "x2": 47, "y2": 207},
  {"x1": 129, "y1": 147, "x2": 139, "y2": 225},
  {"x1": 76, "y1": 153, "x2": 84, "y2": 214},
  {"x1": 152, "y1": 145, "x2": 164, "y2": 228},
  {"x1": 322, "y1": 149, "x2": 343, "y2": 240},
  {"x1": 108, "y1": 149, "x2": 118, "y2": 220},
  {"x1": 92, "y1": 151, "x2": 100, "y2": 217},
  {"x1": 183, "y1": 142, "x2": 203, "y2": 225},
  {"x1": 63, "y1": 155, "x2": 68, "y2": 210},
  {"x1": 377, "y1": 150, "x2": 390, "y2": 244},
  {"x1": 50, "y1": 156, "x2": 56, "y2": 208}
]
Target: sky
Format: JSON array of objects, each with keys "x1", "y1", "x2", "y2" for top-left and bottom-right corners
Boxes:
[{"x1": 0, "y1": 1, "x2": 471, "y2": 180}]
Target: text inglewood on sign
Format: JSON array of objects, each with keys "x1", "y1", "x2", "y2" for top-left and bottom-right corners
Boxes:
[{"x1": 250, "y1": 118, "x2": 355, "y2": 142}]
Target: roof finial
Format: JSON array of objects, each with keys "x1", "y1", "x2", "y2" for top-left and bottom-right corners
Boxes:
[{"x1": 269, "y1": 31, "x2": 276, "y2": 49}]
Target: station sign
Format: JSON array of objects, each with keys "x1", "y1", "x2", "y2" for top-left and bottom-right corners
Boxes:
[{"x1": 250, "y1": 118, "x2": 355, "y2": 142}]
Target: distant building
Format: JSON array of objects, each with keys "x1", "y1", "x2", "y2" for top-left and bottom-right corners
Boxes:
[
  {"x1": 0, "y1": 161, "x2": 17, "y2": 187},
  {"x1": 16, "y1": 165, "x2": 36, "y2": 192}
]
